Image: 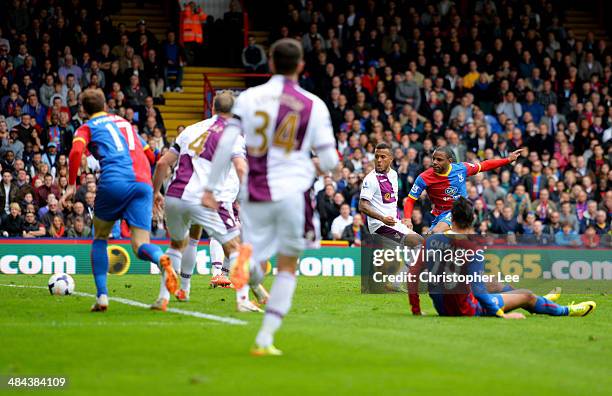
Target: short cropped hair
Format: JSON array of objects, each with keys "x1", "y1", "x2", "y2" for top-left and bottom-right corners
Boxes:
[
  {"x1": 270, "y1": 38, "x2": 303, "y2": 75},
  {"x1": 81, "y1": 89, "x2": 106, "y2": 115},
  {"x1": 213, "y1": 91, "x2": 234, "y2": 114},
  {"x1": 375, "y1": 142, "x2": 392, "y2": 151}
]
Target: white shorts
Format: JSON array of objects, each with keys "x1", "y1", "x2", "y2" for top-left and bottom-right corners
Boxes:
[
  {"x1": 165, "y1": 196, "x2": 240, "y2": 244},
  {"x1": 241, "y1": 191, "x2": 315, "y2": 264}
]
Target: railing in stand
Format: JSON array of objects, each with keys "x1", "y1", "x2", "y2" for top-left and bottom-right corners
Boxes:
[{"x1": 202, "y1": 72, "x2": 272, "y2": 118}]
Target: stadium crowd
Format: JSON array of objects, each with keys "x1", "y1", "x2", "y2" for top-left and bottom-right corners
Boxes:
[
  {"x1": 0, "y1": 0, "x2": 610, "y2": 247},
  {"x1": 280, "y1": 0, "x2": 611, "y2": 246},
  {"x1": 0, "y1": 0, "x2": 178, "y2": 238}
]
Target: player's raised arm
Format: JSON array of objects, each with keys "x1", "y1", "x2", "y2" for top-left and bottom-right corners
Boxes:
[{"x1": 470, "y1": 148, "x2": 525, "y2": 175}]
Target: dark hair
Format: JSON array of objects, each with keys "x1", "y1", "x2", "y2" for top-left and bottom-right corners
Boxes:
[
  {"x1": 451, "y1": 197, "x2": 474, "y2": 229},
  {"x1": 433, "y1": 146, "x2": 456, "y2": 162},
  {"x1": 375, "y1": 142, "x2": 391, "y2": 151},
  {"x1": 270, "y1": 38, "x2": 303, "y2": 75},
  {"x1": 81, "y1": 89, "x2": 105, "y2": 115}
]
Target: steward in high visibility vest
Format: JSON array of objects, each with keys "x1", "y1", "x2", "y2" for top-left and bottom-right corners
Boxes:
[{"x1": 180, "y1": 1, "x2": 207, "y2": 45}]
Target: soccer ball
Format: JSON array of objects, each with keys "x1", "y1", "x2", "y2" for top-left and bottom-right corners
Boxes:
[{"x1": 48, "y1": 273, "x2": 75, "y2": 296}]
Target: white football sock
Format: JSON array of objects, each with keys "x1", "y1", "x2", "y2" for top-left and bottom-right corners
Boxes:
[
  {"x1": 209, "y1": 238, "x2": 224, "y2": 276},
  {"x1": 221, "y1": 257, "x2": 230, "y2": 277},
  {"x1": 249, "y1": 260, "x2": 265, "y2": 287},
  {"x1": 236, "y1": 284, "x2": 250, "y2": 303},
  {"x1": 211, "y1": 262, "x2": 223, "y2": 276},
  {"x1": 255, "y1": 271, "x2": 296, "y2": 348},
  {"x1": 159, "y1": 248, "x2": 182, "y2": 300},
  {"x1": 180, "y1": 239, "x2": 198, "y2": 291}
]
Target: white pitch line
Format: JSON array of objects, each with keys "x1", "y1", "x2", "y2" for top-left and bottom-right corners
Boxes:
[{"x1": 0, "y1": 283, "x2": 247, "y2": 326}]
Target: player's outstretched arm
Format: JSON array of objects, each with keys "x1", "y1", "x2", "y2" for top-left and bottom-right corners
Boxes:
[
  {"x1": 477, "y1": 148, "x2": 525, "y2": 173},
  {"x1": 358, "y1": 199, "x2": 396, "y2": 226}
]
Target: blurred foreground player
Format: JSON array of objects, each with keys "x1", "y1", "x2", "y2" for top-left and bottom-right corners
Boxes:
[
  {"x1": 203, "y1": 38, "x2": 340, "y2": 355},
  {"x1": 408, "y1": 197, "x2": 596, "y2": 318},
  {"x1": 61, "y1": 88, "x2": 177, "y2": 311}
]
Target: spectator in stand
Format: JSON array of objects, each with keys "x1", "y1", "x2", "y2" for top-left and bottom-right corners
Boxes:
[
  {"x1": 340, "y1": 213, "x2": 365, "y2": 246},
  {"x1": 48, "y1": 215, "x2": 66, "y2": 238},
  {"x1": 555, "y1": 222, "x2": 580, "y2": 247},
  {"x1": 124, "y1": 75, "x2": 148, "y2": 109},
  {"x1": 162, "y1": 31, "x2": 185, "y2": 92},
  {"x1": 593, "y1": 210, "x2": 610, "y2": 235},
  {"x1": 0, "y1": 170, "x2": 18, "y2": 221},
  {"x1": 492, "y1": 206, "x2": 521, "y2": 234},
  {"x1": 22, "y1": 210, "x2": 46, "y2": 238},
  {"x1": 2, "y1": 203, "x2": 24, "y2": 237},
  {"x1": 144, "y1": 49, "x2": 164, "y2": 99},
  {"x1": 395, "y1": 71, "x2": 421, "y2": 110},
  {"x1": 58, "y1": 55, "x2": 83, "y2": 83},
  {"x1": 67, "y1": 215, "x2": 91, "y2": 238},
  {"x1": 330, "y1": 203, "x2": 353, "y2": 240},
  {"x1": 581, "y1": 225, "x2": 601, "y2": 248},
  {"x1": 242, "y1": 35, "x2": 268, "y2": 74}
]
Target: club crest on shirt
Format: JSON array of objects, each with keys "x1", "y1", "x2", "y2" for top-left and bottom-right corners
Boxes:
[
  {"x1": 458, "y1": 174, "x2": 464, "y2": 182},
  {"x1": 445, "y1": 186, "x2": 458, "y2": 196}
]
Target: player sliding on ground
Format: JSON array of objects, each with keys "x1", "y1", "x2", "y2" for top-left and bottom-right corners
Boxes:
[
  {"x1": 404, "y1": 146, "x2": 524, "y2": 234},
  {"x1": 61, "y1": 88, "x2": 178, "y2": 312},
  {"x1": 203, "y1": 38, "x2": 340, "y2": 355},
  {"x1": 408, "y1": 197, "x2": 596, "y2": 318},
  {"x1": 151, "y1": 92, "x2": 265, "y2": 312}
]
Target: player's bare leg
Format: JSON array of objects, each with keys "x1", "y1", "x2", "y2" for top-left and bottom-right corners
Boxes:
[
  {"x1": 131, "y1": 226, "x2": 179, "y2": 301},
  {"x1": 90, "y1": 217, "x2": 115, "y2": 312},
  {"x1": 499, "y1": 289, "x2": 595, "y2": 317},
  {"x1": 175, "y1": 225, "x2": 203, "y2": 301},
  {"x1": 252, "y1": 255, "x2": 298, "y2": 356}
]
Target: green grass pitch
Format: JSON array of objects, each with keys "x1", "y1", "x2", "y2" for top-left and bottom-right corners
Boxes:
[{"x1": 0, "y1": 274, "x2": 610, "y2": 395}]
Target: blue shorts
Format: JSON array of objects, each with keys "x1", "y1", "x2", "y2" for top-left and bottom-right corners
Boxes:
[
  {"x1": 431, "y1": 211, "x2": 452, "y2": 228},
  {"x1": 95, "y1": 181, "x2": 153, "y2": 231},
  {"x1": 474, "y1": 293, "x2": 505, "y2": 317}
]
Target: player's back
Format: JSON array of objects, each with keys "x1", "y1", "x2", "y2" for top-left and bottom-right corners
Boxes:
[
  {"x1": 167, "y1": 115, "x2": 242, "y2": 204},
  {"x1": 77, "y1": 112, "x2": 151, "y2": 185},
  {"x1": 233, "y1": 75, "x2": 335, "y2": 202}
]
